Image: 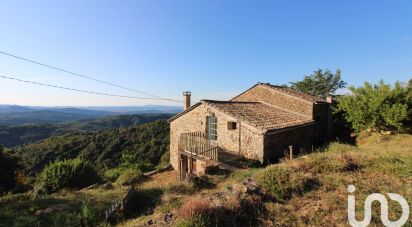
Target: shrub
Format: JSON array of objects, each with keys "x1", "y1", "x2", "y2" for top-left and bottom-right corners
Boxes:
[
  {"x1": 156, "y1": 151, "x2": 170, "y2": 170},
  {"x1": 79, "y1": 199, "x2": 97, "y2": 226},
  {"x1": 337, "y1": 80, "x2": 410, "y2": 131},
  {"x1": 255, "y1": 165, "x2": 319, "y2": 202},
  {"x1": 179, "y1": 198, "x2": 211, "y2": 219},
  {"x1": 0, "y1": 145, "x2": 23, "y2": 194},
  {"x1": 300, "y1": 147, "x2": 373, "y2": 174},
  {"x1": 37, "y1": 158, "x2": 100, "y2": 194},
  {"x1": 177, "y1": 194, "x2": 265, "y2": 227},
  {"x1": 103, "y1": 167, "x2": 125, "y2": 182},
  {"x1": 115, "y1": 169, "x2": 143, "y2": 186},
  {"x1": 177, "y1": 198, "x2": 213, "y2": 227}
]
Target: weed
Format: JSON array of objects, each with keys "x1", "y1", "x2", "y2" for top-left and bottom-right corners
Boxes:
[{"x1": 255, "y1": 165, "x2": 320, "y2": 202}]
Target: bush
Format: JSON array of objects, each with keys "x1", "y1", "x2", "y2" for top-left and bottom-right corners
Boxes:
[
  {"x1": 337, "y1": 80, "x2": 411, "y2": 131},
  {"x1": 79, "y1": 199, "x2": 97, "y2": 226},
  {"x1": 103, "y1": 167, "x2": 125, "y2": 182},
  {"x1": 177, "y1": 194, "x2": 265, "y2": 227},
  {"x1": 115, "y1": 169, "x2": 143, "y2": 186},
  {"x1": 177, "y1": 198, "x2": 213, "y2": 227},
  {"x1": 0, "y1": 145, "x2": 23, "y2": 194},
  {"x1": 156, "y1": 151, "x2": 170, "y2": 170},
  {"x1": 37, "y1": 159, "x2": 100, "y2": 194},
  {"x1": 255, "y1": 165, "x2": 319, "y2": 202},
  {"x1": 301, "y1": 152, "x2": 369, "y2": 173}
]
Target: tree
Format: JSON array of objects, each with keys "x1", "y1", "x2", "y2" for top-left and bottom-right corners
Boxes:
[
  {"x1": 290, "y1": 69, "x2": 346, "y2": 98},
  {"x1": 0, "y1": 145, "x2": 22, "y2": 193},
  {"x1": 336, "y1": 80, "x2": 410, "y2": 132}
]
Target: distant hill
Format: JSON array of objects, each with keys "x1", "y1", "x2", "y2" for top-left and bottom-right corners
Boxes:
[
  {"x1": 0, "y1": 110, "x2": 111, "y2": 125},
  {"x1": 0, "y1": 113, "x2": 173, "y2": 147},
  {"x1": 12, "y1": 120, "x2": 170, "y2": 175},
  {"x1": 80, "y1": 105, "x2": 182, "y2": 114},
  {"x1": 0, "y1": 105, "x2": 36, "y2": 114}
]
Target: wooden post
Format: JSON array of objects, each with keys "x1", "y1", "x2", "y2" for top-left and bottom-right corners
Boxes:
[{"x1": 289, "y1": 145, "x2": 293, "y2": 160}]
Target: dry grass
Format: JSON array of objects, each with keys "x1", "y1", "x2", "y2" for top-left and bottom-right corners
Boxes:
[
  {"x1": 119, "y1": 133, "x2": 412, "y2": 226},
  {"x1": 263, "y1": 133, "x2": 412, "y2": 226},
  {"x1": 178, "y1": 198, "x2": 211, "y2": 219}
]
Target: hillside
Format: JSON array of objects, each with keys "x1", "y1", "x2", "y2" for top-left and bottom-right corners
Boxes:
[
  {"x1": 119, "y1": 133, "x2": 412, "y2": 226},
  {"x1": 0, "y1": 113, "x2": 172, "y2": 147},
  {"x1": 1, "y1": 133, "x2": 411, "y2": 226},
  {"x1": 12, "y1": 120, "x2": 170, "y2": 175}
]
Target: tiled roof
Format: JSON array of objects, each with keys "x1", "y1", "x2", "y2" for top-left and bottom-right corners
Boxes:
[
  {"x1": 202, "y1": 100, "x2": 315, "y2": 132},
  {"x1": 231, "y1": 83, "x2": 326, "y2": 103},
  {"x1": 259, "y1": 83, "x2": 325, "y2": 102}
]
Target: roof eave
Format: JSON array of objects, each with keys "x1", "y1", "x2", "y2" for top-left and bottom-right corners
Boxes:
[{"x1": 167, "y1": 102, "x2": 202, "y2": 123}]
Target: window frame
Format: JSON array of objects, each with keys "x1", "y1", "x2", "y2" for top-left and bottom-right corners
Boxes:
[{"x1": 207, "y1": 113, "x2": 218, "y2": 141}]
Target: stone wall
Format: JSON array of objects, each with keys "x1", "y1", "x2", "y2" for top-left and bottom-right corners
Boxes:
[
  {"x1": 263, "y1": 124, "x2": 316, "y2": 163},
  {"x1": 313, "y1": 103, "x2": 331, "y2": 142},
  {"x1": 232, "y1": 85, "x2": 314, "y2": 116},
  {"x1": 170, "y1": 104, "x2": 207, "y2": 170},
  {"x1": 169, "y1": 103, "x2": 264, "y2": 170}
]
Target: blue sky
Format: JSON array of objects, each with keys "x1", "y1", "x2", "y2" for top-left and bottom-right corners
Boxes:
[{"x1": 0, "y1": 0, "x2": 411, "y2": 106}]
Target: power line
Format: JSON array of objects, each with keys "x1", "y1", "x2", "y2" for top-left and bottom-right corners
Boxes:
[
  {"x1": 0, "y1": 74, "x2": 179, "y2": 102},
  {"x1": 0, "y1": 51, "x2": 181, "y2": 102}
]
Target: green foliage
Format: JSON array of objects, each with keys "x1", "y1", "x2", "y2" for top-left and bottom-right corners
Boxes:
[
  {"x1": 14, "y1": 120, "x2": 170, "y2": 175},
  {"x1": 336, "y1": 80, "x2": 410, "y2": 131},
  {"x1": 290, "y1": 68, "x2": 346, "y2": 98},
  {"x1": 255, "y1": 165, "x2": 319, "y2": 202},
  {"x1": 0, "y1": 113, "x2": 172, "y2": 148},
  {"x1": 37, "y1": 159, "x2": 99, "y2": 194},
  {"x1": 115, "y1": 169, "x2": 143, "y2": 186},
  {"x1": 0, "y1": 192, "x2": 32, "y2": 204},
  {"x1": 176, "y1": 215, "x2": 207, "y2": 227},
  {"x1": 156, "y1": 151, "x2": 170, "y2": 170},
  {"x1": 79, "y1": 199, "x2": 97, "y2": 226},
  {"x1": 0, "y1": 145, "x2": 23, "y2": 194},
  {"x1": 103, "y1": 167, "x2": 125, "y2": 182}
]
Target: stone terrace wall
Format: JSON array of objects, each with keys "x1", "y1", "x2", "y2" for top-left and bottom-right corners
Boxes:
[
  {"x1": 263, "y1": 124, "x2": 316, "y2": 163},
  {"x1": 232, "y1": 85, "x2": 314, "y2": 116}
]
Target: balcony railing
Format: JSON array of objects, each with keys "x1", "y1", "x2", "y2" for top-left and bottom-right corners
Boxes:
[{"x1": 178, "y1": 132, "x2": 218, "y2": 160}]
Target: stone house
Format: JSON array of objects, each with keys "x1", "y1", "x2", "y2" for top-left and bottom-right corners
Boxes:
[{"x1": 168, "y1": 83, "x2": 332, "y2": 180}]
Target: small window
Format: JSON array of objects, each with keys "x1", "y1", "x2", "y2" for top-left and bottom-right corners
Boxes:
[{"x1": 227, "y1": 121, "x2": 237, "y2": 130}]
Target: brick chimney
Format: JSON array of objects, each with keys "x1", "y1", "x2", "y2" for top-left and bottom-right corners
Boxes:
[{"x1": 183, "y1": 91, "x2": 191, "y2": 110}]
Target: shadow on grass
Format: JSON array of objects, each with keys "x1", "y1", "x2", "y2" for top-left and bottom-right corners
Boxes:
[
  {"x1": 0, "y1": 196, "x2": 82, "y2": 227},
  {"x1": 124, "y1": 188, "x2": 164, "y2": 218},
  {"x1": 207, "y1": 168, "x2": 232, "y2": 176}
]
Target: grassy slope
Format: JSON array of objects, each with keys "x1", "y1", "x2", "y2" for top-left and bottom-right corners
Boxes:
[
  {"x1": 1, "y1": 133, "x2": 410, "y2": 227},
  {"x1": 0, "y1": 188, "x2": 120, "y2": 227},
  {"x1": 120, "y1": 133, "x2": 412, "y2": 226}
]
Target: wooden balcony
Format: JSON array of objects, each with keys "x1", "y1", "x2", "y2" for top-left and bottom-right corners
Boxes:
[{"x1": 178, "y1": 132, "x2": 218, "y2": 160}]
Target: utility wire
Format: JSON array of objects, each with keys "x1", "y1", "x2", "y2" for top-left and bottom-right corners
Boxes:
[
  {"x1": 0, "y1": 74, "x2": 177, "y2": 101},
  {"x1": 0, "y1": 51, "x2": 181, "y2": 102}
]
